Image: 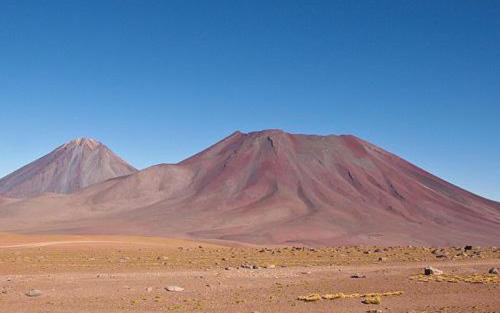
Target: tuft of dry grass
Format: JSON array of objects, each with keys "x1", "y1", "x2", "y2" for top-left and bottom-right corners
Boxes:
[
  {"x1": 298, "y1": 291, "x2": 403, "y2": 303},
  {"x1": 297, "y1": 294, "x2": 322, "y2": 302},
  {"x1": 410, "y1": 273, "x2": 498, "y2": 284},
  {"x1": 362, "y1": 295, "x2": 381, "y2": 304}
]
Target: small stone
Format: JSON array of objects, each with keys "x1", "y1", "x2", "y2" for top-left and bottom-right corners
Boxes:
[
  {"x1": 378, "y1": 257, "x2": 387, "y2": 261},
  {"x1": 146, "y1": 287, "x2": 153, "y2": 292},
  {"x1": 366, "y1": 310, "x2": 382, "y2": 313},
  {"x1": 351, "y1": 273, "x2": 366, "y2": 278},
  {"x1": 424, "y1": 266, "x2": 443, "y2": 275},
  {"x1": 25, "y1": 289, "x2": 42, "y2": 297},
  {"x1": 464, "y1": 245, "x2": 473, "y2": 251},
  {"x1": 488, "y1": 267, "x2": 498, "y2": 274},
  {"x1": 165, "y1": 286, "x2": 184, "y2": 292},
  {"x1": 266, "y1": 264, "x2": 276, "y2": 269}
]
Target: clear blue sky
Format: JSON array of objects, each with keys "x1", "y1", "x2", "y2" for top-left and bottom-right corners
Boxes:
[{"x1": 0, "y1": 1, "x2": 499, "y2": 201}]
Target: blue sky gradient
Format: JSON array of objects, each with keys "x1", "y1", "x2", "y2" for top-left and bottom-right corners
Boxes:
[{"x1": 1, "y1": 0, "x2": 499, "y2": 200}]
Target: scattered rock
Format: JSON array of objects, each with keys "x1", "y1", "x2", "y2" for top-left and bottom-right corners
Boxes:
[
  {"x1": 165, "y1": 286, "x2": 184, "y2": 292},
  {"x1": 488, "y1": 267, "x2": 498, "y2": 274},
  {"x1": 265, "y1": 264, "x2": 276, "y2": 269},
  {"x1": 378, "y1": 257, "x2": 387, "y2": 262},
  {"x1": 424, "y1": 266, "x2": 443, "y2": 275},
  {"x1": 25, "y1": 289, "x2": 42, "y2": 297},
  {"x1": 240, "y1": 263, "x2": 261, "y2": 270},
  {"x1": 351, "y1": 273, "x2": 366, "y2": 278},
  {"x1": 464, "y1": 245, "x2": 473, "y2": 251},
  {"x1": 366, "y1": 310, "x2": 382, "y2": 313},
  {"x1": 146, "y1": 287, "x2": 153, "y2": 292}
]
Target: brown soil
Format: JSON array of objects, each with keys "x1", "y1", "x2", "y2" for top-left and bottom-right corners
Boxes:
[{"x1": 0, "y1": 234, "x2": 498, "y2": 313}]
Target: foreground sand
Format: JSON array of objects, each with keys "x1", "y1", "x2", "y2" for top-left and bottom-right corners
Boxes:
[{"x1": 0, "y1": 234, "x2": 498, "y2": 313}]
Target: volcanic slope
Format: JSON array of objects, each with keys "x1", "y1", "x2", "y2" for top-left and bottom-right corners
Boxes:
[
  {"x1": 0, "y1": 138, "x2": 137, "y2": 198},
  {"x1": 0, "y1": 130, "x2": 498, "y2": 246}
]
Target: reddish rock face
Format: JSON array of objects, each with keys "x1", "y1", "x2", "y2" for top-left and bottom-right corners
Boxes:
[
  {"x1": 0, "y1": 130, "x2": 498, "y2": 246},
  {"x1": 0, "y1": 138, "x2": 137, "y2": 198}
]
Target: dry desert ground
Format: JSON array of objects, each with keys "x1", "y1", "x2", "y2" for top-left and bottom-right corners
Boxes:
[{"x1": 0, "y1": 233, "x2": 498, "y2": 313}]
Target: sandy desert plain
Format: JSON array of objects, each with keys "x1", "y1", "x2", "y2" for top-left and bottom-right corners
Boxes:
[{"x1": 0, "y1": 233, "x2": 498, "y2": 313}]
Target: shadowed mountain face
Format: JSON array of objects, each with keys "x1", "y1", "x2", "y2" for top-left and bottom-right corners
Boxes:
[
  {"x1": 0, "y1": 138, "x2": 137, "y2": 198},
  {"x1": 0, "y1": 130, "x2": 498, "y2": 246}
]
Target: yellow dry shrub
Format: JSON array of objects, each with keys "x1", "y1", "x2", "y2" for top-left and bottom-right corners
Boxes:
[
  {"x1": 410, "y1": 273, "x2": 498, "y2": 284},
  {"x1": 362, "y1": 295, "x2": 381, "y2": 304},
  {"x1": 297, "y1": 293, "x2": 322, "y2": 302},
  {"x1": 299, "y1": 291, "x2": 402, "y2": 303}
]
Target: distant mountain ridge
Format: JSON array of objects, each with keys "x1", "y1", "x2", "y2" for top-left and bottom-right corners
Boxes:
[
  {"x1": 0, "y1": 130, "x2": 498, "y2": 246},
  {"x1": 0, "y1": 138, "x2": 137, "y2": 198}
]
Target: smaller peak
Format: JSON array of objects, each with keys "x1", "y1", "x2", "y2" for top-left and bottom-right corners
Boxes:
[
  {"x1": 72, "y1": 137, "x2": 98, "y2": 143},
  {"x1": 64, "y1": 137, "x2": 102, "y2": 149}
]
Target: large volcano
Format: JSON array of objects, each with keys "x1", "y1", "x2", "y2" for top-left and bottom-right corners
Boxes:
[
  {"x1": 0, "y1": 130, "x2": 498, "y2": 246},
  {"x1": 0, "y1": 138, "x2": 137, "y2": 198}
]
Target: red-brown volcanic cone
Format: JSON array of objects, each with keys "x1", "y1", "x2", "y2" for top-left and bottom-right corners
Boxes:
[
  {"x1": 0, "y1": 130, "x2": 498, "y2": 246},
  {"x1": 0, "y1": 138, "x2": 137, "y2": 198}
]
